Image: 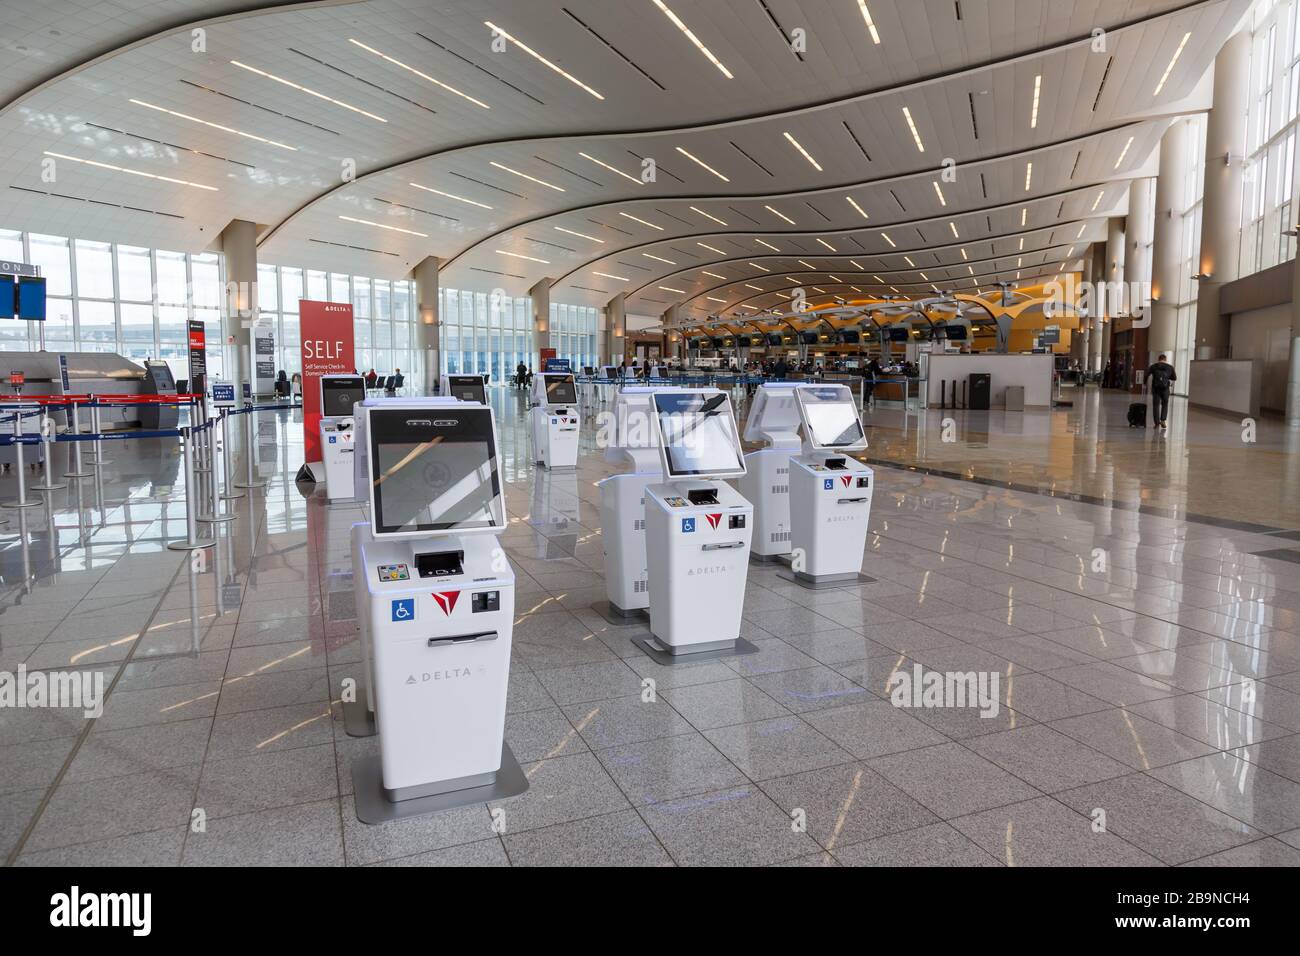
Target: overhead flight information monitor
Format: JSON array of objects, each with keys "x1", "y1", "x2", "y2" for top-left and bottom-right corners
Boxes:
[
  {"x1": 366, "y1": 406, "x2": 505, "y2": 537},
  {"x1": 543, "y1": 373, "x2": 577, "y2": 405},
  {"x1": 652, "y1": 391, "x2": 745, "y2": 479},
  {"x1": 797, "y1": 385, "x2": 867, "y2": 450}
]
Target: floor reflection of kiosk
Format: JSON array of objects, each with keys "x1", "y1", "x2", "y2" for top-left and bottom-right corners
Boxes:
[
  {"x1": 350, "y1": 397, "x2": 526, "y2": 823},
  {"x1": 319, "y1": 374, "x2": 364, "y2": 503},
  {"x1": 594, "y1": 385, "x2": 680, "y2": 625},
  {"x1": 440, "y1": 373, "x2": 487, "y2": 404},
  {"x1": 736, "y1": 382, "x2": 803, "y2": 562},
  {"x1": 529, "y1": 371, "x2": 580, "y2": 469},
  {"x1": 785, "y1": 384, "x2": 874, "y2": 588},
  {"x1": 640, "y1": 390, "x2": 757, "y2": 663}
]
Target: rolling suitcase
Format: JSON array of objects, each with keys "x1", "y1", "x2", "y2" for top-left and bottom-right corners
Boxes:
[{"x1": 1127, "y1": 402, "x2": 1147, "y2": 427}]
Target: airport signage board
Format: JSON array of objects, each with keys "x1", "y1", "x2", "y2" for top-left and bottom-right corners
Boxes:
[
  {"x1": 1039, "y1": 326, "x2": 1061, "y2": 345},
  {"x1": 298, "y1": 299, "x2": 355, "y2": 463},
  {"x1": 188, "y1": 319, "x2": 207, "y2": 396},
  {"x1": 0, "y1": 260, "x2": 39, "y2": 277}
]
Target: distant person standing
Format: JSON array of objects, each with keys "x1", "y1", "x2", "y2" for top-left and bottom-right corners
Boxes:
[
  {"x1": 1147, "y1": 353, "x2": 1177, "y2": 429},
  {"x1": 773, "y1": 357, "x2": 789, "y2": 381}
]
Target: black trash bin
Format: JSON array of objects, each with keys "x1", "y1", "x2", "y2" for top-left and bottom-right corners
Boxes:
[{"x1": 968, "y1": 373, "x2": 991, "y2": 411}]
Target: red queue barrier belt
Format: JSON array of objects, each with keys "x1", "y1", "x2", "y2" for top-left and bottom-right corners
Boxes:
[{"x1": 0, "y1": 393, "x2": 202, "y2": 405}]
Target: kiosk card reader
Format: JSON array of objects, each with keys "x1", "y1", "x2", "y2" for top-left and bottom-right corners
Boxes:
[
  {"x1": 640, "y1": 389, "x2": 758, "y2": 663},
  {"x1": 529, "y1": 372, "x2": 580, "y2": 469},
  {"x1": 594, "y1": 386, "x2": 682, "y2": 625},
  {"x1": 349, "y1": 397, "x2": 526, "y2": 823},
  {"x1": 441, "y1": 373, "x2": 488, "y2": 404},
  {"x1": 318, "y1": 374, "x2": 364, "y2": 503},
  {"x1": 784, "y1": 384, "x2": 875, "y2": 588},
  {"x1": 736, "y1": 382, "x2": 804, "y2": 562}
]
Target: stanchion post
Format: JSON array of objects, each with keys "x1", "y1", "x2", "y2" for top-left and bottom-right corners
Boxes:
[
  {"x1": 87, "y1": 400, "x2": 111, "y2": 466},
  {"x1": 167, "y1": 426, "x2": 215, "y2": 551},
  {"x1": 29, "y1": 405, "x2": 65, "y2": 493},
  {"x1": 233, "y1": 406, "x2": 266, "y2": 490},
  {"x1": 198, "y1": 420, "x2": 235, "y2": 525},
  {"x1": 219, "y1": 409, "x2": 244, "y2": 501},
  {"x1": 63, "y1": 400, "x2": 92, "y2": 479},
  {"x1": 2, "y1": 413, "x2": 42, "y2": 510}
]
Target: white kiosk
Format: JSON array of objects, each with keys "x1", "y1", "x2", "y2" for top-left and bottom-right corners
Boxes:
[
  {"x1": 640, "y1": 390, "x2": 759, "y2": 664},
  {"x1": 319, "y1": 374, "x2": 365, "y2": 503},
  {"x1": 784, "y1": 384, "x2": 875, "y2": 588},
  {"x1": 593, "y1": 385, "x2": 681, "y2": 625},
  {"x1": 349, "y1": 397, "x2": 527, "y2": 823},
  {"x1": 736, "y1": 382, "x2": 804, "y2": 562},
  {"x1": 441, "y1": 373, "x2": 487, "y2": 404},
  {"x1": 529, "y1": 372, "x2": 580, "y2": 469}
]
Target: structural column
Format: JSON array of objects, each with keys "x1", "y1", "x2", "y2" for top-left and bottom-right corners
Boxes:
[
  {"x1": 1150, "y1": 119, "x2": 1190, "y2": 368},
  {"x1": 219, "y1": 219, "x2": 258, "y2": 390},
  {"x1": 1100, "y1": 216, "x2": 1125, "y2": 371},
  {"x1": 1125, "y1": 178, "x2": 1156, "y2": 381},
  {"x1": 605, "y1": 293, "x2": 627, "y2": 366},
  {"x1": 413, "y1": 256, "x2": 440, "y2": 394},
  {"x1": 1198, "y1": 30, "x2": 1250, "y2": 360},
  {"x1": 529, "y1": 278, "x2": 553, "y2": 369}
]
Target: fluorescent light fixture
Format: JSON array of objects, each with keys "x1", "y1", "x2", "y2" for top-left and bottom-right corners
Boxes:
[
  {"x1": 967, "y1": 265, "x2": 975, "y2": 275},
  {"x1": 230, "y1": 61, "x2": 386, "y2": 122},
  {"x1": 857, "y1": 1, "x2": 881, "y2": 43},
  {"x1": 827, "y1": 275, "x2": 841, "y2": 281},
  {"x1": 489, "y1": 161, "x2": 564, "y2": 191},
  {"x1": 1076, "y1": 225, "x2": 1086, "y2": 239},
  {"x1": 1153, "y1": 32, "x2": 1192, "y2": 96},
  {"x1": 594, "y1": 271, "x2": 630, "y2": 281},
  {"x1": 1114, "y1": 136, "x2": 1134, "y2": 169},
  {"x1": 902, "y1": 107, "x2": 924, "y2": 152},
  {"x1": 675, "y1": 146, "x2": 729, "y2": 181},
  {"x1": 960, "y1": 248, "x2": 968, "y2": 259},
  {"x1": 702, "y1": 270, "x2": 726, "y2": 279},
  {"x1": 1021, "y1": 207, "x2": 1027, "y2": 226},
  {"x1": 659, "y1": 285, "x2": 686, "y2": 293},
  {"x1": 765, "y1": 205, "x2": 796, "y2": 225},
  {"x1": 846, "y1": 196, "x2": 869, "y2": 219},
  {"x1": 1091, "y1": 189, "x2": 1105, "y2": 211},
  {"x1": 129, "y1": 99, "x2": 296, "y2": 150},
  {"x1": 918, "y1": 272, "x2": 928, "y2": 281},
  {"x1": 783, "y1": 131, "x2": 822, "y2": 171},
  {"x1": 643, "y1": 253, "x2": 677, "y2": 264},
  {"x1": 697, "y1": 242, "x2": 726, "y2": 254},
  {"x1": 749, "y1": 262, "x2": 771, "y2": 272},
  {"x1": 903, "y1": 256, "x2": 916, "y2": 267},
  {"x1": 496, "y1": 250, "x2": 550, "y2": 264},
  {"x1": 881, "y1": 232, "x2": 896, "y2": 247},
  {"x1": 619, "y1": 211, "x2": 664, "y2": 230},
  {"x1": 850, "y1": 260, "x2": 864, "y2": 269},
  {"x1": 949, "y1": 222, "x2": 959, "y2": 239},
  {"x1": 651, "y1": 0, "x2": 733, "y2": 79},
  {"x1": 339, "y1": 215, "x2": 427, "y2": 237},
  {"x1": 738, "y1": 304, "x2": 757, "y2": 311},
  {"x1": 43, "y1": 150, "x2": 218, "y2": 190},
  {"x1": 554, "y1": 226, "x2": 604, "y2": 242},
  {"x1": 484, "y1": 21, "x2": 604, "y2": 99},
  {"x1": 409, "y1": 182, "x2": 492, "y2": 209},
  {"x1": 816, "y1": 238, "x2": 837, "y2": 252},
  {"x1": 755, "y1": 238, "x2": 780, "y2": 251},
  {"x1": 797, "y1": 260, "x2": 816, "y2": 269},
  {"x1": 872, "y1": 274, "x2": 884, "y2": 282},
  {"x1": 1030, "y1": 74, "x2": 1041, "y2": 129},
  {"x1": 1024, "y1": 162, "x2": 1033, "y2": 191},
  {"x1": 580, "y1": 151, "x2": 642, "y2": 185},
  {"x1": 706, "y1": 296, "x2": 727, "y2": 303},
  {"x1": 811, "y1": 287, "x2": 826, "y2": 293},
  {"x1": 348, "y1": 38, "x2": 489, "y2": 109},
  {"x1": 745, "y1": 283, "x2": 764, "y2": 291},
  {"x1": 690, "y1": 205, "x2": 727, "y2": 225},
  {"x1": 933, "y1": 182, "x2": 947, "y2": 206}
]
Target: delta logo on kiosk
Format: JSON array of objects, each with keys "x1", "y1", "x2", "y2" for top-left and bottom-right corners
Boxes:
[
  {"x1": 704, "y1": 513, "x2": 722, "y2": 530},
  {"x1": 840, "y1": 475, "x2": 853, "y2": 488},
  {"x1": 431, "y1": 591, "x2": 461, "y2": 616}
]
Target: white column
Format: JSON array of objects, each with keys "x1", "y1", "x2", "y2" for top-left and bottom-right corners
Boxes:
[
  {"x1": 529, "y1": 278, "x2": 552, "y2": 370},
  {"x1": 1150, "y1": 119, "x2": 1190, "y2": 366},
  {"x1": 219, "y1": 219, "x2": 258, "y2": 390},
  {"x1": 606, "y1": 292, "x2": 627, "y2": 366},
  {"x1": 413, "y1": 256, "x2": 440, "y2": 394}
]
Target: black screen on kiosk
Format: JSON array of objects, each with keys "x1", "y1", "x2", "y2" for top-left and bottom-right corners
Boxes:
[
  {"x1": 544, "y1": 374, "x2": 577, "y2": 405},
  {"x1": 447, "y1": 375, "x2": 486, "y2": 403},
  {"x1": 799, "y1": 388, "x2": 865, "y2": 448},
  {"x1": 368, "y1": 408, "x2": 502, "y2": 534},
  {"x1": 321, "y1": 376, "x2": 364, "y2": 417},
  {"x1": 652, "y1": 392, "x2": 743, "y2": 477}
]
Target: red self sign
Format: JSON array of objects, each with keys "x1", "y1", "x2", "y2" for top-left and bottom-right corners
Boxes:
[{"x1": 298, "y1": 300, "x2": 355, "y2": 463}]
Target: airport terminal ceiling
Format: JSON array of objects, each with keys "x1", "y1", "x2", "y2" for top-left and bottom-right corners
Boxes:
[{"x1": 0, "y1": 0, "x2": 1248, "y2": 320}]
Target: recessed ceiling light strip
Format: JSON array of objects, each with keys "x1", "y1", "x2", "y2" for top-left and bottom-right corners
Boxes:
[
  {"x1": 348, "y1": 39, "x2": 490, "y2": 109},
  {"x1": 229, "y1": 60, "x2": 386, "y2": 122},
  {"x1": 484, "y1": 21, "x2": 604, "y2": 99},
  {"x1": 489, "y1": 161, "x2": 564, "y2": 191},
  {"x1": 675, "y1": 146, "x2": 730, "y2": 181},
  {"x1": 1153, "y1": 32, "x2": 1192, "y2": 96},
  {"x1": 339, "y1": 214, "x2": 427, "y2": 237},
  {"x1": 620, "y1": 211, "x2": 665, "y2": 230},
  {"x1": 580, "y1": 151, "x2": 643, "y2": 185},
  {"x1": 783, "y1": 131, "x2": 822, "y2": 171},
  {"x1": 43, "y1": 150, "x2": 218, "y2": 190},
  {"x1": 129, "y1": 98, "x2": 297, "y2": 150},
  {"x1": 651, "y1": 0, "x2": 734, "y2": 79},
  {"x1": 409, "y1": 182, "x2": 492, "y2": 209}
]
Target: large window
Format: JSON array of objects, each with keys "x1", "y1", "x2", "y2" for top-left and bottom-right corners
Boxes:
[
  {"x1": 438, "y1": 286, "x2": 532, "y2": 380},
  {"x1": 550, "y1": 301, "x2": 599, "y2": 372}
]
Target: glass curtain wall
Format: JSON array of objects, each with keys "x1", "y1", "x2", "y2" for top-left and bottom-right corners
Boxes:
[
  {"x1": 549, "y1": 301, "x2": 599, "y2": 372},
  {"x1": 438, "y1": 286, "x2": 532, "y2": 380}
]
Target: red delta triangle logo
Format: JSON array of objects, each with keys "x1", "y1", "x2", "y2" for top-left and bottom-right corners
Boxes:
[
  {"x1": 704, "y1": 513, "x2": 722, "y2": 530},
  {"x1": 431, "y1": 591, "x2": 461, "y2": 616},
  {"x1": 840, "y1": 475, "x2": 853, "y2": 488}
]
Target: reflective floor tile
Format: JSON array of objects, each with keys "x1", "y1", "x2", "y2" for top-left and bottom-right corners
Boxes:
[
  {"x1": 747, "y1": 664, "x2": 874, "y2": 713},
  {"x1": 488, "y1": 751, "x2": 629, "y2": 833},
  {"x1": 340, "y1": 796, "x2": 493, "y2": 867},
  {"x1": 373, "y1": 838, "x2": 510, "y2": 867},
  {"x1": 560, "y1": 695, "x2": 691, "y2": 750},
  {"x1": 16, "y1": 827, "x2": 185, "y2": 867},
  {"x1": 1047, "y1": 708, "x2": 1218, "y2": 771},
  {"x1": 949, "y1": 797, "x2": 1160, "y2": 866},
  {"x1": 182, "y1": 798, "x2": 343, "y2": 866},
  {"x1": 703, "y1": 715, "x2": 854, "y2": 781},
  {"x1": 803, "y1": 699, "x2": 949, "y2": 759},
  {"x1": 964, "y1": 725, "x2": 1134, "y2": 793},
  {"x1": 831, "y1": 822, "x2": 1001, "y2": 867},
  {"x1": 1147, "y1": 752, "x2": 1300, "y2": 833},
  {"x1": 504, "y1": 706, "x2": 589, "y2": 762},
  {"x1": 193, "y1": 742, "x2": 338, "y2": 819},
  {"x1": 25, "y1": 765, "x2": 201, "y2": 853},
  {"x1": 638, "y1": 785, "x2": 820, "y2": 866},
  {"x1": 64, "y1": 718, "x2": 212, "y2": 784},
  {"x1": 504, "y1": 809, "x2": 673, "y2": 867},
  {"x1": 661, "y1": 678, "x2": 788, "y2": 730},
  {"x1": 595, "y1": 732, "x2": 747, "y2": 807},
  {"x1": 867, "y1": 742, "x2": 1041, "y2": 818}
]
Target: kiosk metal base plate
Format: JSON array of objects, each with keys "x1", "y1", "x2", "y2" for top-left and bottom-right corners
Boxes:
[
  {"x1": 777, "y1": 570, "x2": 876, "y2": 590},
  {"x1": 633, "y1": 634, "x2": 760, "y2": 666},
  {"x1": 749, "y1": 551, "x2": 791, "y2": 565},
  {"x1": 341, "y1": 686, "x2": 376, "y2": 738},
  {"x1": 351, "y1": 744, "x2": 528, "y2": 825},
  {"x1": 590, "y1": 600, "x2": 649, "y2": 627}
]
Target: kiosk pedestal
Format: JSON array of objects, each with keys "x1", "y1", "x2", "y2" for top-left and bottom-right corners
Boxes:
[
  {"x1": 529, "y1": 372, "x2": 580, "y2": 469},
  {"x1": 736, "y1": 383, "x2": 803, "y2": 563},
  {"x1": 319, "y1": 417, "x2": 355, "y2": 502}
]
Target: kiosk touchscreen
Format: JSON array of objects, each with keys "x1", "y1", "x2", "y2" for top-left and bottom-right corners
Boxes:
[
  {"x1": 529, "y1": 372, "x2": 580, "y2": 469},
  {"x1": 736, "y1": 382, "x2": 804, "y2": 561},
  {"x1": 641, "y1": 390, "x2": 756, "y2": 662},
  {"x1": 319, "y1": 374, "x2": 365, "y2": 502},
  {"x1": 785, "y1": 384, "x2": 874, "y2": 588},
  {"x1": 441, "y1": 373, "x2": 488, "y2": 404},
  {"x1": 349, "y1": 397, "x2": 526, "y2": 822}
]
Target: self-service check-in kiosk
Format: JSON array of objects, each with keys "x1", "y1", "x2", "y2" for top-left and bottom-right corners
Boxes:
[
  {"x1": 441, "y1": 373, "x2": 487, "y2": 404},
  {"x1": 530, "y1": 372, "x2": 580, "y2": 469},
  {"x1": 784, "y1": 384, "x2": 875, "y2": 588},
  {"x1": 639, "y1": 390, "x2": 758, "y2": 664},
  {"x1": 593, "y1": 385, "x2": 681, "y2": 625},
  {"x1": 349, "y1": 397, "x2": 527, "y2": 823},
  {"x1": 319, "y1": 374, "x2": 365, "y2": 503},
  {"x1": 736, "y1": 382, "x2": 803, "y2": 562}
]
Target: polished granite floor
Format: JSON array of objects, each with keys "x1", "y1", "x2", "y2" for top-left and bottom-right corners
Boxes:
[{"x1": 2, "y1": 386, "x2": 1300, "y2": 867}]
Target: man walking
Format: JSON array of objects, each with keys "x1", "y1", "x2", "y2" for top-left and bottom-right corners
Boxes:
[{"x1": 1147, "y1": 353, "x2": 1177, "y2": 429}]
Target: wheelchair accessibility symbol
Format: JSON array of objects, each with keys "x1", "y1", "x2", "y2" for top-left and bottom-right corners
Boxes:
[
  {"x1": 823, "y1": 478, "x2": 833, "y2": 490},
  {"x1": 681, "y1": 518, "x2": 695, "y2": 533},
  {"x1": 391, "y1": 598, "x2": 415, "y2": 622}
]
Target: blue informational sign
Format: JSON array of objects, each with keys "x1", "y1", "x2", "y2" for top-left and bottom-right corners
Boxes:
[
  {"x1": 211, "y1": 382, "x2": 236, "y2": 406},
  {"x1": 681, "y1": 518, "x2": 695, "y2": 533},
  {"x1": 58, "y1": 354, "x2": 69, "y2": 391},
  {"x1": 391, "y1": 598, "x2": 415, "y2": 622},
  {"x1": 543, "y1": 358, "x2": 572, "y2": 373},
  {"x1": 16, "y1": 276, "x2": 46, "y2": 320}
]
